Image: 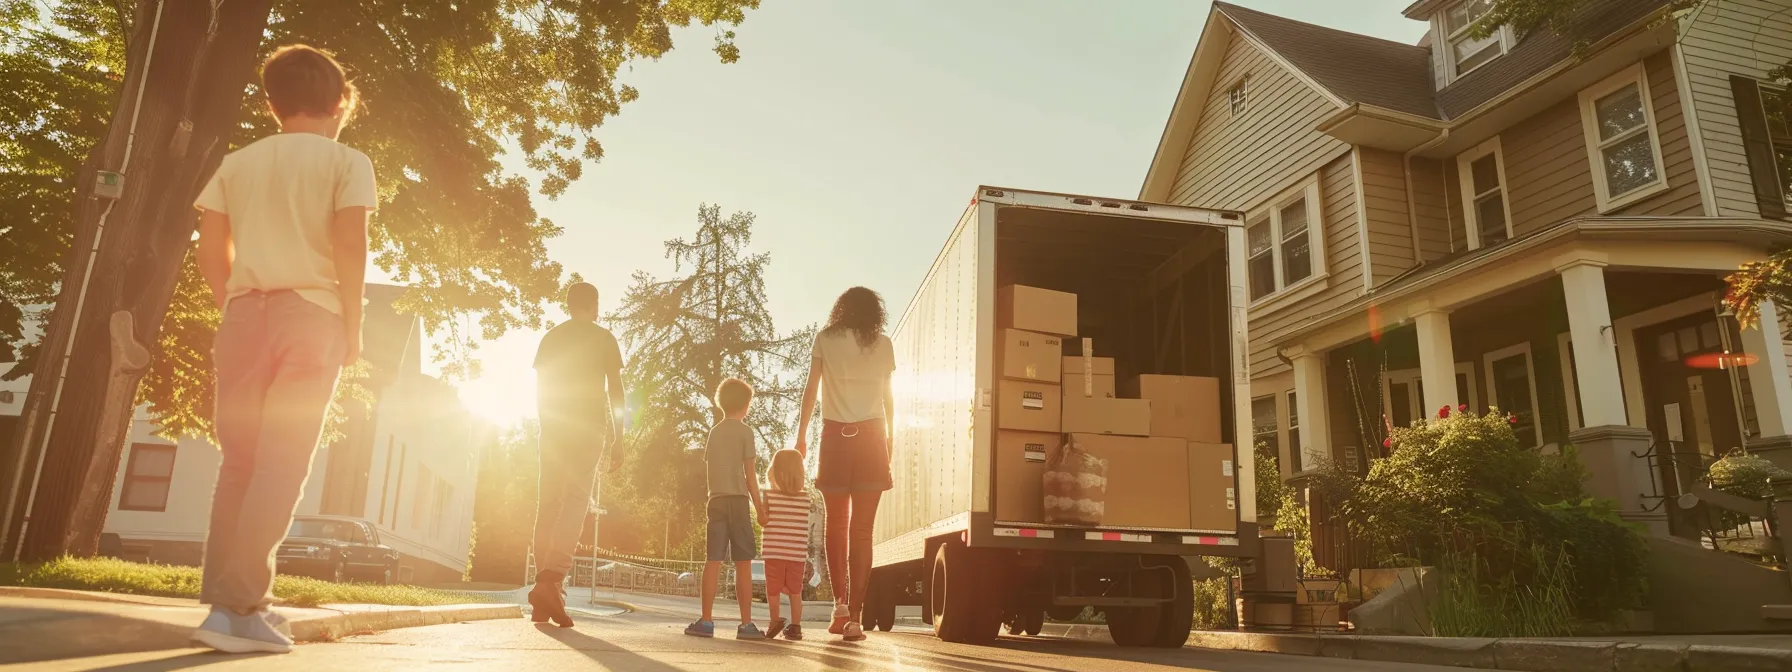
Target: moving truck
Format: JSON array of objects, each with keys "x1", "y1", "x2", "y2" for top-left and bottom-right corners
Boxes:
[{"x1": 858, "y1": 187, "x2": 1256, "y2": 647}]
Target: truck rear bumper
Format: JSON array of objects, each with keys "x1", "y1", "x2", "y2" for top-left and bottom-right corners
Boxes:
[{"x1": 974, "y1": 519, "x2": 1260, "y2": 558}]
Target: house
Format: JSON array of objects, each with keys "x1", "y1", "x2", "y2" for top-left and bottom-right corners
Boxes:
[
  {"x1": 1142, "y1": 0, "x2": 1792, "y2": 632},
  {"x1": 0, "y1": 284, "x2": 483, "y2": 583}
]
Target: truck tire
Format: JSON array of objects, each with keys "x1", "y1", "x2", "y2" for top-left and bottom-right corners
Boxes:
[
  {"x1": 1106, "y1": 555, "x2": 1193, "y2": 648},
  {"x1": 930, "y1": 541, "x2": 999, "y2": 644}
]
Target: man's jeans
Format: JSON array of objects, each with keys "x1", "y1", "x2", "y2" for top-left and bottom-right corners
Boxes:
[
  {"x1": 200, "y1": 291, "x2": 344, "y2": 611},
  {"x1": 533, "y1": 431, "x2": 606, "y2": 576}
]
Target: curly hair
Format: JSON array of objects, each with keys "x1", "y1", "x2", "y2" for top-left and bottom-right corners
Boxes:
[{"x1": 823, "y1": 286, "x2": 886, "y2": 349}]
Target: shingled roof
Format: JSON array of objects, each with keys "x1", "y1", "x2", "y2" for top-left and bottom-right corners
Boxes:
[{"x1": 1216, "y1": 2, "x2": 1441, "y2": 119}]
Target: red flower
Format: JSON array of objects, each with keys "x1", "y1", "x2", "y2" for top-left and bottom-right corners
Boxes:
[
  {"x1": 1438, "y1": 405, "x2": 1451, "y2": 419},
  {"x1": 1458, "y1": 403, "x2": 1468, "y2": 413},
  {"x1": 1383, "y1": 437, "x2": 1392, "y2": 449},
  {"x1": 1507, "y1": 412, "x2": 1519, "y2": 425}
]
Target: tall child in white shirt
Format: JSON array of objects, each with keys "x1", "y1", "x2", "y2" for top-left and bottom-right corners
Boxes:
[
  {"x1": 761, "y1": 449, "x2": 813, "y2": 641},
  {"x1": 191, "y1": 44, "x2": 375, "y2": 655}
]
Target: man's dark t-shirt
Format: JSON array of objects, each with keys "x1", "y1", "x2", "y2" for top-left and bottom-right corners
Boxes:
[{"x1": 534, "y1": 320, "x2": 623, "y2": 450}]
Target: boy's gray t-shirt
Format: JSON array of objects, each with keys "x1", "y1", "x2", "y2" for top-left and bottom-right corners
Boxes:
[{"x1": 705, "y1": 419, "x2": 757, "y2": 500}]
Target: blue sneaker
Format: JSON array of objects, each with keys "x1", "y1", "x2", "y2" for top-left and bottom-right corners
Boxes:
[
  {"x1": 737, "y1": 622, "x2": 765, "y2": 640},
  {"x1": 191, "y1": 606, "x2": 294, "y2": 654},
  {"x1": 684, "y1": 619, "x2": 715, "y2": 638}
]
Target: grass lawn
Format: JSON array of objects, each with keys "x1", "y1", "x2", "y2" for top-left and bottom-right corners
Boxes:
[{"x1": 0, "y1": 556, "x2": 490, "y2": 608}]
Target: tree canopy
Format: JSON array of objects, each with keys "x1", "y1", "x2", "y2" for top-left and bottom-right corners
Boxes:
[{"x1": 0, "y1": 0, "x2": 761, "y2": 438}]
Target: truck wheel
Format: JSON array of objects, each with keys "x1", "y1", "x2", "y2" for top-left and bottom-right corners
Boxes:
[
  {"x1": 930, "y1": 541, "x2": 999, "y2": 644},
  {"x1": 1106, "y1": 555, "x2": 1194, "y2": 648}
]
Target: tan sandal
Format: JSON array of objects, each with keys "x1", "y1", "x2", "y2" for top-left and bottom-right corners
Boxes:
[{"x1": 828, "y1": 601, "x2": 850, "y2": 635}]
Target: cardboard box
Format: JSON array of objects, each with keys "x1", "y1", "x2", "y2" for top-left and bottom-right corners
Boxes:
[
  {"x1": 1188, "y1": 442, "x2": 1238, "y2": 533},
  {"x1": 1001, "y1": 329, "x2": 1062, "y2": 383},
  {"x1": 999, "y1": 380, "x2": 1061, "y2": 433},
  {"x1": 1137, "y1": 375, "x2": 1222, "y2": 442},
  {"x1": 1062, "y1": 396, "x2": 1151, "y2": 436},
  {"x1": 995, "y1": 430, "x2": 1061, "y2": 523},
  {"x1": 1069, "y1": 434, "x2": 1189, "y2": 529},
  {"x1": 998, "y1": 285, "x2": 1077, "y2": 337},
  {"x1": 1061, "y1": 355, "x2": 1115, "y2": 399}
]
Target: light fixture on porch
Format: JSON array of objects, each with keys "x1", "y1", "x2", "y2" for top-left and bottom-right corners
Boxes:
[{"x1": 1683, "y1": 351, "x2": 1758, "y2": 370}]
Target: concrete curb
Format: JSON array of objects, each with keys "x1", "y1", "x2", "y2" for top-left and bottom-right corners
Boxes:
[
  {"x1": 289, "y1": 603, "x2": 521, "y2": 642},
  {"x1": 1035, "y1": 625, "x2": 1792, "y2": 672}
]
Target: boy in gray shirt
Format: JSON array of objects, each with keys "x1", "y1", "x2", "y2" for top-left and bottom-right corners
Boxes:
[{"x1": 686, "y1": 378, "x2": 765, "y2": 640}]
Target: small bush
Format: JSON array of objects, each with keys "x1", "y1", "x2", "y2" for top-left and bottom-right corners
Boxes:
[
  {"x1": 1191, "y1": 577, "x2": 1233, "y2": 630},
  {"x1": 1709, "y1": 450, "x2": 1792, "y2": 500}
]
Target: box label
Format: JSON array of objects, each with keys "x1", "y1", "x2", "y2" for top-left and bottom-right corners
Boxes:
[
  {"x1": 1222, "y1": 459, "x2": 1233, "y2": 477},
  {"x1": 1022, "y1": 391, "x2": 1045, "y2": 410},
  {"x1": 1226, "y1": 487, "x2": 1236, "y2": 511},
  {"x1": 1024, "y1": 443, "x2": 1048, "y2": 463}
]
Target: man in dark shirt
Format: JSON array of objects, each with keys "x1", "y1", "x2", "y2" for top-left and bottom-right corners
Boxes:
[{"x1": 528, "y1": 282, "x2": 624, "y2": 628}]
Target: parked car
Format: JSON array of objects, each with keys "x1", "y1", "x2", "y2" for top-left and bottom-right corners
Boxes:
[{"x1": 276, "y1": 515, "x2": 400, "y2": 584}]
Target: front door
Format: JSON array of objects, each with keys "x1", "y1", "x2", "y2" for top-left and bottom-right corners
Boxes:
[{"x1": 1636, "y1": 311, "x2": 1748, "y2": 537}]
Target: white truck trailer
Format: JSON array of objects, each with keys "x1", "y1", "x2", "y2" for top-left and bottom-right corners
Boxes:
[{"x1": 856, "y1": 187, "x2": 1257, "y2": 647}]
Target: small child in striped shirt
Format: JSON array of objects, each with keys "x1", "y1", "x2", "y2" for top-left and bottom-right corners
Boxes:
[{"x1": 761, "y1": 449, "x2": 812, "y2": 640}]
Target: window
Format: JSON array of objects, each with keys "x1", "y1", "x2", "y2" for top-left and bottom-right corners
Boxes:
[
  {"x1": 1251, "y1": 395, "x2": 1279, "y2": 462},
  {"x1": 1443, "y1": 0, "x2": 1510, "y2": 79},
  {"x1": 1227, "y1": 77, "x2": 1249, "y2": 117},
  {"x1": 1246, "y1": 179, "x2": 1324, "y2": 302},
  {"x1": 1731, "y1": 76, "x2": 1792, "y2": 219},
  {"x1": 1578, "y1": 63, "x2": 1668, "y2": 211},
  {"x1": 1484, "y1": 343, "x2": 1544, "y2": 448},
  {"x1": 1287, "y1": 390, "x2": 1302, "y2": 473},
  {"x1": 1456, "y1": 138, "x2": 1512, "y2": 250},
  {"x1": 119, "y1": 443, "x2": 176, "y2": 512}
]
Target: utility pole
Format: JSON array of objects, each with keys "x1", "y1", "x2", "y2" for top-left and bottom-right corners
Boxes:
[{"x1": 0, "y1": 0, "x2": 278, "y2": 562}]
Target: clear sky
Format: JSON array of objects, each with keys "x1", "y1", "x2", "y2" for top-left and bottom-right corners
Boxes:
[{"x1": 450, "y1": 0, "x2": 1432, "y2": 423}]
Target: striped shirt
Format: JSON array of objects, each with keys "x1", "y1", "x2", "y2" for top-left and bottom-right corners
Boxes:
[{"x1": 761, "y1": 491, "x2": 812, "y2": 563}]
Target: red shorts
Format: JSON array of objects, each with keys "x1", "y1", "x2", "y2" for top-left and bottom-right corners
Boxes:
[
  {"x1": 764, "y1": 559, "x2": 805, "y2": 597},
  {"x1": 815, "y1": 420, "x2": 893, "y2": 494}
]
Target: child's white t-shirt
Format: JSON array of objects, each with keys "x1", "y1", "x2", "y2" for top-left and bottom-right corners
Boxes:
[{"x1": 194, "y1": 133, "x2": 378, "y2": 316}]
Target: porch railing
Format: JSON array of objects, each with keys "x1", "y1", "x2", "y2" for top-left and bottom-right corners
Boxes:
[{"x1": 1634, "y1": 439, "x2": 1787, "y2": 569}]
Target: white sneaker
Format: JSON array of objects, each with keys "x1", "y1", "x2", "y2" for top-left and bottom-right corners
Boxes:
[
  {"x1": 191, "y1": 606, "x2": 294, "y2": 654},
  {"x1": 264, "y1": 610, "x2": 293, "y2": 639}
]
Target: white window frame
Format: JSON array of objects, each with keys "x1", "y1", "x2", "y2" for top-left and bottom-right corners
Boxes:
[
  {"x1": 1286, "y1": 389, "x2": 1301, "y2": 470},
  {"x1": 1437, "y1": 0, "x2": 1515, "y2": 82},
  {"x1": 1577, "y1": 62, "x2": 1670, "y2": 213},
  {"x1": 1246, "y1": 176, "x2": 1327, "y2": 308},
  {"x1": 1484, "y1": 342, "x2": 1545, "y2": 448},
  {"x1": 1381, "y1": 363, "x2": 1480, "y2": 423},
  {"x1": 1227, "y1": 76, "x2": 1250, "y2": 118},
  {"x1": 1456, "y1": 137, "x2": 1515, "y2": 251}
]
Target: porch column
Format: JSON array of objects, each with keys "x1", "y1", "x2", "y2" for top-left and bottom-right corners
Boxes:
[
  {"x1": 1742, "y1": 300, "x2": 1792, "y2": 437},
  {"x1": 1414, "y1": 308, "x2": 1458, "y2": 416},
  {"x1": 1742, "y1": 301, "x2": 1792, "y2": 470},
  {"x1": 1290, "y1": 349, "x2": 1331, "y2": 472},
  {"x1": 1559, "y1": 261, "x2": 1628, "y2": 427}
]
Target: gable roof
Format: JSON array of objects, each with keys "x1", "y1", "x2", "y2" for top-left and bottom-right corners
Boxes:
[
  {"x1": 1433, "y1": 0, "x2": 1665, "y2": 119},
  {"x1": 1216, "y1": 2, "x2": 1440, "y2": 119}
]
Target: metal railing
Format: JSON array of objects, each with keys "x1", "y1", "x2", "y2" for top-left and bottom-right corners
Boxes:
[{"x1": 1635, "y1": 440, "x2": 1787, "y2": 569}]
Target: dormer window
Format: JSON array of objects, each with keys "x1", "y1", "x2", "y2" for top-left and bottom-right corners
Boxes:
[{"x1": 1442, "y1": 0, "x2": 1512, "y2": 80}]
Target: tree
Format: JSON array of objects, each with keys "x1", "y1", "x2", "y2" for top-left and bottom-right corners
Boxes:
[
  {"x1": 467, "y1": 421, "x2": 540, "y2": 585},
  {"x1": 607, "y1": 204, "x2": 813, "y2": 555},
  {"x1": 0, "y1": 0, "x2": 762, "y2": 562}
]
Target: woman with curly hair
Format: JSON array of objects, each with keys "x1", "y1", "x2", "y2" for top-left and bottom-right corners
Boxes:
[{"x1": 794, "y1": 286, "x2": 895, "y2": 641}]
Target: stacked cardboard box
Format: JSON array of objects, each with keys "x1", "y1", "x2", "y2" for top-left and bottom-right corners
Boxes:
[{"x1": 992, "y1": 284, "x2": 1237, "y2": 534}]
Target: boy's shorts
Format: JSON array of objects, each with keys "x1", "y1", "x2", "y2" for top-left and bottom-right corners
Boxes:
[
  {"x1": 764, "y1": 559, "x2": 804, "y2": 597},
  {"x1": 706, "y1": 496, "x2": 756, "y2": 562}
]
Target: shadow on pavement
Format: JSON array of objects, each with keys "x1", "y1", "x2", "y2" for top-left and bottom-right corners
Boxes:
[
  {"x1": 84, "y1": 650, "x2": 276, "y2": 672},
  {"x1": 0, "y1": 606, "x2": 199, "y2": 665},
  {"x1": 535, "y1": 622, "x2": 684, "y2": 672}
]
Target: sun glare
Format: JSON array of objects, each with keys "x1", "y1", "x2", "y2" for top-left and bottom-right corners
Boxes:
[{"x1": 457, "y1": 369, "x2": 538, "y2": 426}]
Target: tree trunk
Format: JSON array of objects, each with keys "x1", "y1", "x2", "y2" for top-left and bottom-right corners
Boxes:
[{"x1": 0, "y1": 0, "x2": 275, "y2": 562}]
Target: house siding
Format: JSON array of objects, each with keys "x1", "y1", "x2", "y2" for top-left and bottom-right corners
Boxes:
[
  {"x1": 1411, "y1": 157, "x2": 1456, "y2": 261},
  {"x1": 1168, "y1": 30, "x2": 1349, "y2": 211},
  {"x1": 1500, "y1": 51, "x2": 1703, "y2": 239},
  {"x1": 1359, "y1": 147, "x2": 1418, "y2": 285},
  {"x1": 1679, "y1": 0, "x2": 1792, "y2": 218},
  {"x1": 1244, "y1": 153, "x2": 1361, "y2": 378}
]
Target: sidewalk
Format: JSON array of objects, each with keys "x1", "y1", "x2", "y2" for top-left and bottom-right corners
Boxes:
[
  {"x1": 581, "y1": 587, "x2": 840, "y2": 624},
  {"x1": 0, "y1": 586, "x2": 518, "y2": 665},
  {"x1": 1037, "y1": 623, "x2": 1792, "y2": 672}
]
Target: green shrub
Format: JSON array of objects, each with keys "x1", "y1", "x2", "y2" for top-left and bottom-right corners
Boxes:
[
  {"x1": 1429, "y1": 540, "x2": 1575, "y2": 638},
  {"x1": 1709, "y1": 450, "x2": 1792, "y2": 500},
  {"x1": 1191, "y1": 576, "x2": 1233, "y2": 630},
  {"x1": 1255, "y1": 442, "x2": 1289, "y2": 522}
]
